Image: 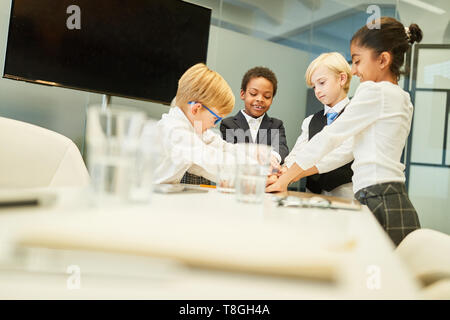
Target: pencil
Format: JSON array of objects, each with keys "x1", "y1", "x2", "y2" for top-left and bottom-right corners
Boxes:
[{"x1": 200, "y1": 184, "x2": 216, "y2": 189}]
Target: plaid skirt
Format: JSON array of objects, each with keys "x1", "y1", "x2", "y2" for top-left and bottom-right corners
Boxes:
[
  {"x1": 354, "y1": 182, "x2": 420, "y2": 246},
  {"x1": 180, "y1": 172, "x2": 215, "y2": 186}
]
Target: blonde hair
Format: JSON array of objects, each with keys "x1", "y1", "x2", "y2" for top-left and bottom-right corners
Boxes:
[
  {"x1": 176, "y1": 63, "x2": 235, "y2": 116},
  {"x1": 305, "y1": 52, "x2": 352, "y2": 93}
]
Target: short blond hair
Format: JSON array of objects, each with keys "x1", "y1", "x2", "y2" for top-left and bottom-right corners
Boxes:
[
  {"x1": 176, "y1": 63, "x2": 235, "y2": 116},
  {"x1": 305, "y1": 52, "x2": 352, "y2": 93}
]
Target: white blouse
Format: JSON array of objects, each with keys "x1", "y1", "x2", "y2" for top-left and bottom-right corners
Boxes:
[
  {"x1": 285, "y1": 97, "x2": 353, "y2": 173},
  {"x1": 285, "y1": 97, "x2": 354, "y2": 199},
  {"x1": 295, "y1": 81, "x2": 413, "y2": 194}
]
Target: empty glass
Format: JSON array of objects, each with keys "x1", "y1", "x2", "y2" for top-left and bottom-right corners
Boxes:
[
  {"x1": 216, "y1": 164, "x2": 237, "y2": 193},
  {"x1": 86, "y1": 105, "x2": 157, "y2": 206},
  {"x1": 234, "y1": 143, "x2": 272, "y2": 204}
]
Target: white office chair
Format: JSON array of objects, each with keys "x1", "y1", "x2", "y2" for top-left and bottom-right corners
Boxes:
[
  {"x1": 0, "y1": 117, "x2": 90, "y2": 188},
  {"x1": 396, "y1": 228, "x2": 450, "y2": 299},
  {"x1": 420, "y1": 279, "x2": 450, "y2": 300}
]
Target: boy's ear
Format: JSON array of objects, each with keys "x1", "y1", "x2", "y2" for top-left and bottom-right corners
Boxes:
[
  {"x1": 379, "y1": 51, "x2": 392, "y2": 70},
  {"x1": 339, "y1": 72, "x2": 348, "y2": 87},
  {"x1": 190, "y1": 102, "x2": 202, "y2": 115},
  {"x1": 240, "y1": 89, "x2": 245, "y2": 101}
]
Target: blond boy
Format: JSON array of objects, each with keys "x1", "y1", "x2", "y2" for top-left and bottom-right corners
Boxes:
[
  {"x1": 273, "y1": 52, "x2": 355, "y2": 199},
  {"x1": 154, "y1": 63, "x2": 241, "y2": 184}
]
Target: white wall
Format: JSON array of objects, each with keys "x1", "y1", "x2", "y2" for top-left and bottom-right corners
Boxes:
[{"x1": 207, "y1": 25, "x2": 310, "y2": 149}]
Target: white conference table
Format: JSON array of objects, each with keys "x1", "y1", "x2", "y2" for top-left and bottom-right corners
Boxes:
[{"x1": 0, "y1": 187, "x2": 421, "y2": 299}]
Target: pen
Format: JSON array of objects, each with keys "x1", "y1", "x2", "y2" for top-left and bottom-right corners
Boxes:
[{"x1": 199, "y1": 184, "x2": 216, "y2": 189}]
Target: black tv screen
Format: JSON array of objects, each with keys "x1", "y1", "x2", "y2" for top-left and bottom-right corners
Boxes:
[{"x1": 3, "y1": 0, "x2": 211, "y2": 104}]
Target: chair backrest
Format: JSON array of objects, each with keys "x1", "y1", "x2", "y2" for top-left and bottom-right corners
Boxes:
[
  {"x1": 396, "y1": 228, "x2": 450, "y2": 286},
  {"x1": 420, "y1": 278, "x2": 450, "y2": 299},
  {"x1": 0, "y1": 117, "x2": 90, "y2": 188}
]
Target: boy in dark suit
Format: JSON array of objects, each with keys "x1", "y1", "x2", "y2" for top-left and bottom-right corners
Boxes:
[{"x1": 220, "y1": 67, "x2": 289, "y2": 167}]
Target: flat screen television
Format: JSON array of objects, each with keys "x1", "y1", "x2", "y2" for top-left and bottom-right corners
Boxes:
[{"x1": 3, "y1": 0, "x2": 211, "y2": 104}]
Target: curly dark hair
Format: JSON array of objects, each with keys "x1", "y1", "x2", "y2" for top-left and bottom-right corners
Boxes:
[{"x1": 241, "y1": 66, "x2": 278, "y2": 97}]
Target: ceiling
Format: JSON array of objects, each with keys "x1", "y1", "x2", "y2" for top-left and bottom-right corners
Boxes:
[{"x1": 185, "y1": 0, "x2": 450, "y2": 56}]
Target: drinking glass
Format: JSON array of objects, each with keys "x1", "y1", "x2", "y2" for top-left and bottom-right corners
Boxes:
[
  {"x1": 234, "y1": 143, "x2": 272, "y2": 204},
  {"x1": 86, "y1": 105, "x2": 155, "y2": 206}
]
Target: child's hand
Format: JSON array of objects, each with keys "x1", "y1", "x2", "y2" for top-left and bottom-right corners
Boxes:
[
  {"x1": 265, "y1": 179, "x2": 288, "y2": 193},
  {"x1": 266, "y1": 174, "x2": 278, "y2": 187},
  {"x1": 270, "y1": 155, "x2": 281, "y2": 174},
  {"x1": 279, "y1": 165, "x2": 288, "y2": 176}
]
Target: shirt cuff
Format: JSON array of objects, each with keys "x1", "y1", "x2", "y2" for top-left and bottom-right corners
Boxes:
[
  {"x1": 315, "y1": 163, "x2": 325, "y2": 174},
  {"x1": 295, "y1": 158, "x2": 313, "y2": 171},
  {"x1": 271, "y1": 150, "x2": 281, "y2": 164}
]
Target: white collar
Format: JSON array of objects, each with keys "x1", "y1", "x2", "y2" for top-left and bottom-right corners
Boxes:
[
  {"x1": 170, "y1": 106, "x2": 190, "y2": 121},
  {"x1": 170, "y1": 106, "x2": 218, "y2": 140},
  {"x1": 241, "y1": 109, "x2": 265, "y2": 124},
  {"x1": 323, "y1": 97, "x2": 350, "y2": 116},
  {"x1": 170, "y1": 106, "x2": 198, "y2": 131}
]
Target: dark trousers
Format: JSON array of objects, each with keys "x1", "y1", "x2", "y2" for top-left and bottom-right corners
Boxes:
[{"x1": 355, "y1": 182, "x2": 420, "y2": 246}]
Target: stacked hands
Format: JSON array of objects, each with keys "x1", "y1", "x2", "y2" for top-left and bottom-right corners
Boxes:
[
  {"x1": 266, "y1": 161, "x2": 309, "y2": 193},
  {"x1": 265, "y1": 156, "x2": 294, "y2": 194},
  {"x1": 265, "y1": 163, "x2": 288, "y2": 193}
]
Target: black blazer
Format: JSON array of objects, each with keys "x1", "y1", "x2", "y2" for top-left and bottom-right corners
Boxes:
[{"x1": 220, "y1": 111, "x2": 289, "y2": 163}]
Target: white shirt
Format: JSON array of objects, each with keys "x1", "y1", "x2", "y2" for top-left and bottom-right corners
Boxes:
[
  {"x1": 324, "y1": 99, "x2": 347, "y2": 116},
  {"x1": 295, "y1": 81, "x2": 413, "y2": 194},
  {"x1": 154, "y1": 107, "x2": 242, "y2": 184},
  {"x1": 284, "y1": 97, "x2": 354, "y2": 199},
  {"x1": 240, "y1": 110, "x2": 264, "y2": 142},
  {"x1": 240, "y1": 110, "x2": 281, "y2": 164}
]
